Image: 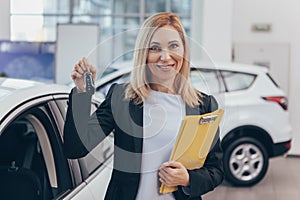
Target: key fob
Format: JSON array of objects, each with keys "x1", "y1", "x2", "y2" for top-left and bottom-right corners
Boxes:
[{"x1": 84, "y1": 72, "x2": 95, "y2": 95}]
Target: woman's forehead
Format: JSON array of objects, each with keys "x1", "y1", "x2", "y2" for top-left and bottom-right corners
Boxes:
[{"x1": 150, "y1": 25, "x2": 182, "y2": 44}]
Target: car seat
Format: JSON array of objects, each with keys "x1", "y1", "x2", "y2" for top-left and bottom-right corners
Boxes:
[
  {"x1": 0, "y1": 164, "x2": 42, "y2": 200},
  {"x1": 0, "y1": 122, "x2": 43, "y2": 200}
]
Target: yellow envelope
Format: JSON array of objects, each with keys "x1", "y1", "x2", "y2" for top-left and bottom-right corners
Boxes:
[{"x1": 160, "y1": 109, "x2": 224, "y2": 194}]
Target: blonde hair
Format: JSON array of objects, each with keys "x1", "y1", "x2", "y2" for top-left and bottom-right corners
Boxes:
[{"x1": 125, "y1": 12, "x2": 202, "y2": 107}]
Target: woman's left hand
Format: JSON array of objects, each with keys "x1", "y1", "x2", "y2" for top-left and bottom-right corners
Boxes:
[{"x1": 159, "y1": 161, "x2": 190, "y2": 187}]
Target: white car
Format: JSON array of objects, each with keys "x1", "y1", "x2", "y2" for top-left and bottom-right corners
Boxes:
[
  {"x1": 0, "y1": 78, "x2": 113, "y2": 200},
  {"x1": 93, "y1": 60, "x2": 292, "y2": 186}
]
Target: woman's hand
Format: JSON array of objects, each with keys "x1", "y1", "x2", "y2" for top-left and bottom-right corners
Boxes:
[
  {"x1": 159, "y1": 161, "x2": 190, "y2": 187},
  {"x1": 71, "y1": 57, "x2": 97, "y2": 92}
]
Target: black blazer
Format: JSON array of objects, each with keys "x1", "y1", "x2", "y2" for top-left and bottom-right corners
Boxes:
[{"x1": 63, "y1": 83, "x2": 224, "y2": 200}]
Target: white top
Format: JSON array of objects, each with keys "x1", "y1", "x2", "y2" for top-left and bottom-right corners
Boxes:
[{"x1": 136, "y1": 90, "x2": 186, "y2": 200}]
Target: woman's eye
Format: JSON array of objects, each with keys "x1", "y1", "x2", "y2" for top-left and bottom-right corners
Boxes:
[
  {"x1": 149, "y1": 45, "x2": 161, "y2": 51},
  {"x1": 170, "y1": 43, "x2": 179, "y2": 49}
]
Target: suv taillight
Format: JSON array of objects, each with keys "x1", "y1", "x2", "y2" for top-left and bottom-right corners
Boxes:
[{"x1": 262, "y1": 96, "x2": 288, "y2": 110}]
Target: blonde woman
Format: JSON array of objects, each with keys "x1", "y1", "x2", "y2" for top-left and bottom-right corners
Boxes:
[{"x1": 64, "y1": 12, "x2": 224, "y2": 200}]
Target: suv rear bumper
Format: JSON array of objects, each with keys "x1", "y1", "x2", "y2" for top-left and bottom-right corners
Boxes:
[{"x1": 272, "y1": 140, "x2": 291, "y2": 157}]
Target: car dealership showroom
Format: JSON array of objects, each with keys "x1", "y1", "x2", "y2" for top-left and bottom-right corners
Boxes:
[{"x1": 0, "y1": 0, "x2": 299, "y2": 200}]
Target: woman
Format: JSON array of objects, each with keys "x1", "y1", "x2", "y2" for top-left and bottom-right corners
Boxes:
[{"x1": 64, "y1": 12, "x2": 224, "y2": 200}]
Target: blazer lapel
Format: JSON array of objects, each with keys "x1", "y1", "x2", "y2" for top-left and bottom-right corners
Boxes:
[
  {"x1": 129, "y1": 101, "x2": 143, "y2": 153},
  {"x1": 186, "y1": 103, "x2": 201, "y2": 115}
]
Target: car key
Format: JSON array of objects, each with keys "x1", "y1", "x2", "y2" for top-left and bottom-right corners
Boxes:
[{"x1": 84, "y1": 72, "x2": 95, "y2": 95}]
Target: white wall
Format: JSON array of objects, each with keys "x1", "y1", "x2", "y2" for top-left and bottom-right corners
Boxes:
[
  {"x1": 202, "y1": 0, "x2": 232, "y2": 62},
  {"x1": 0, "y1": 0, "x2": 10, "y2": 40},
  {"x1": 190, "y1": 0, "x2": 203, "y2": 61},
  {"x1": 191, "y1": 0, "x2": 232, "y2": 63},
  {"x1": 232, "y1": 0, "x2": 300, "y2": 155}
]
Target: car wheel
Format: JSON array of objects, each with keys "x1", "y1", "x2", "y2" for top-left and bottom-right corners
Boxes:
[{"x1": 223, "y1": 137, "x2": 269, "y2": 186}]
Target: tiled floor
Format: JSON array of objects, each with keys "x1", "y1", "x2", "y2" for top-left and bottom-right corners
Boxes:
[{"x1": 203, "y1": 156, "x2": 300, "y2": 200}]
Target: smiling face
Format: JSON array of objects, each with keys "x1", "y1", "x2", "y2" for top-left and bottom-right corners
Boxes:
[{"x1": 147, "y1": 25, "x2": 184, "y2": 92}]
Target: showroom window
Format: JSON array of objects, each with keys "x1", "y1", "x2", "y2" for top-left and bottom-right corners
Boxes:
[
  {"x1": 6, "y1": 0, "x2": 191, "y2": 82},
  {"x1": 10, "y1": 0, "x2": 70, "y2": 41},
  {"x1": 10, "y1": 0, "x2": 191, "y2": 60}
]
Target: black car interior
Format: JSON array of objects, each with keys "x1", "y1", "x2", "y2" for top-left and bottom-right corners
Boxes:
[{"x1": 0, "y1": 120, "x2": 51, "y2": 200}]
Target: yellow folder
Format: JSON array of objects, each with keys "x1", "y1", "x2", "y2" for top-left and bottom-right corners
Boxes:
[{"x1": 160, "y1": 109, "x2": 224, "y2": 194}]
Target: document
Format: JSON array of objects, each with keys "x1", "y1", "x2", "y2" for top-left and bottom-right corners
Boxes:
[{"x1": 160, "y1": 109, "x2": 224, "y2": 194}]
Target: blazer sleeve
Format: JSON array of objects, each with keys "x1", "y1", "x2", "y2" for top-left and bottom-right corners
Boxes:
[
  {"x1": 181, "y1": 95, "x2": 224, "y2": 198},
  {"x1": 63, "y1": 84, "x2": 116, "y2": 159}
]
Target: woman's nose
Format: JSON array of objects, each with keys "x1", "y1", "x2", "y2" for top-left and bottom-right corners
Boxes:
[{"x1": 160, "y1": 49, "x2": 171, "y2": 61}]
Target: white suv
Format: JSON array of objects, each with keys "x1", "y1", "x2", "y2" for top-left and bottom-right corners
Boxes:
[{"x1": 94, "y1": 61, "x2": 292, "y2": 186}]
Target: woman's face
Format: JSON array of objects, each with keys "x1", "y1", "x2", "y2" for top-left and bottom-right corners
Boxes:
[{"x1": 147, "y1": 25, "x2": 184, "y2": 88}]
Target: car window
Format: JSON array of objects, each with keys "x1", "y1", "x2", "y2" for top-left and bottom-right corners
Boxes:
[
  {"x1": 99, "y1": 67, "x2": 118, "y2": 78},
  {"x1": 96, "y1": 73, "x2": 131, "y2": 97},
  {"x1": 55, "y1": 99, "x2": 68, "y2": 119},
  {"x1": 190, "y1": 69, "x2": 224, "y2": 94},
  {"x1": 0, "y1": 108, "x2": 60, "y2": 200},
  {"x1": 0, "y1": 119, "x2": 38, "y2": 167},
  {"x1": 221, "y1": 70, "x2": 256, "y2": 92}
]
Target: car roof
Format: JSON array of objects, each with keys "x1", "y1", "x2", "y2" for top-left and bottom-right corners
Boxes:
[
  {"x1": 93, "y1": 60, "x2": 270, "y2": 89},
  {"x1": 0, "y1": 78, "x2": 71, "y2": 119},
  {"x1": 191, "y1": 60, "x2": 269, "y2": 74},
  {"x1": 95, "y1": 60, "x2": 269, "y2": 80}
]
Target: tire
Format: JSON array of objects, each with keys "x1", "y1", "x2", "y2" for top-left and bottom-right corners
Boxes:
[{"x1": 223, "y1": 137, "x2": 269, "y2": 186}]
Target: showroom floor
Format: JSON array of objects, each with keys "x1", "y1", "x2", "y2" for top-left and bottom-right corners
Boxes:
[{"x1": 203, "y1": 156, "x2": 300, "y2": 200}]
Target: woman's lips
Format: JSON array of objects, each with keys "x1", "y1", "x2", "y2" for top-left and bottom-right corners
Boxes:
[{"x1": 157, "y1": 64, "x2": 175, "y2": 71}]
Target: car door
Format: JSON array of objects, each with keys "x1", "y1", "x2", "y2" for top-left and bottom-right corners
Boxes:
[
  {"x1": 0, "y1": 96, "x2": 72, "y2": 200},
  {"x1": 54, "y1": 97, "x2": 114, "y2": 200},
  {"x1": 218, "y1": 70, "x2": 257, "y2": 136},
  {"x1": 73, "y1": 140, "x2": 114, "y2": 200},
  {"x1": 71, "y1": 101, "x2": 113, "y2": 200}
]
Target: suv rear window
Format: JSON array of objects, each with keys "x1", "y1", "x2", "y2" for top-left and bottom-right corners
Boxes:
[
  {"x1": 190, "y1": 69, "x2": 224, "y2": 94},
  {"x1": 221, "y1": 71, "x2": 256, "y2": 92}
]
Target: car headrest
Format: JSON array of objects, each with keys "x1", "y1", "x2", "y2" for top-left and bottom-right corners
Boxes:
[{"x1": 0, "y1": 123, "x2": 29, "y2": 165}]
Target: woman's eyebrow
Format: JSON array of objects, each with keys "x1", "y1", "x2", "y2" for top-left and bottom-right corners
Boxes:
[
  {"x1": 168, "y1": 40, "x2": 179, "y2": 44},
  {"x1": 150, "y1": 41, "x2": 160, "y2": 45},
  {"x1": 150, "y1": 40, "x2": 179, "y2": 45}
]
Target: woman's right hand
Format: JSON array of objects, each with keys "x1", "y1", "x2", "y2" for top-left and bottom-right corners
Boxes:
[{"x1": 71, "y1": 57, "x2": 97, "y2": 92}]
